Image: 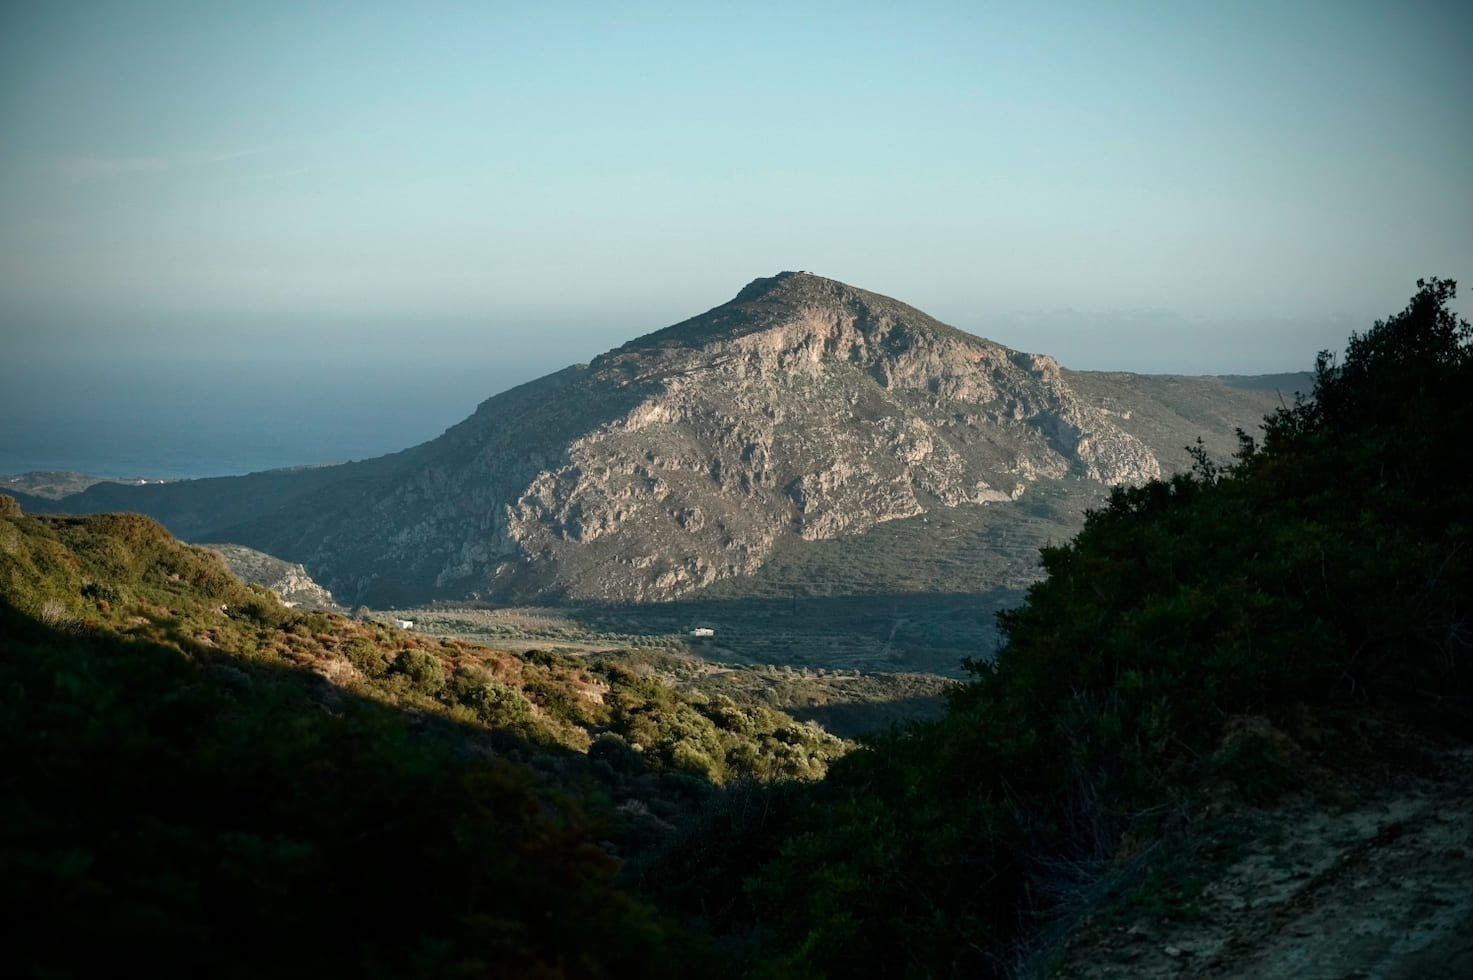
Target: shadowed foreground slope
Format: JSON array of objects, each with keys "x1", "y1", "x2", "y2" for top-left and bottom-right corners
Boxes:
[
  {"x1": 633, "y1": 279, "x2": 1473, "y2": 978},
  {"x1": 3, "y1": 279, "x2": 1468, "y2": 979},
  {"x1": 0, "y1": 497, "x2": 858, "y2": 978}
]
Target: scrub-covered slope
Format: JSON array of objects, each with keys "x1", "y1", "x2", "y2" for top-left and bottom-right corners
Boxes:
[
  {"x1": 637, "y1": 279, "x2": 1473, "y2": 978},
  {"x1": 0, "y1": 496, "x2": 849, "y2": 977}
]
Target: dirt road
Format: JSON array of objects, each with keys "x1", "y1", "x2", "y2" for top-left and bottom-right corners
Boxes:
[{"x1": 1044, "y1": 746, "x2": 1473, "y2": 979}]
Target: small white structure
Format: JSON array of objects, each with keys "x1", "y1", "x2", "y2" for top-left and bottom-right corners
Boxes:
[
  {"x1": 688, "y1": 626, "x2": 714, "y2": 638},
  {"x1": 395, "y1": 619, "x2": 414, "y2": 630}
]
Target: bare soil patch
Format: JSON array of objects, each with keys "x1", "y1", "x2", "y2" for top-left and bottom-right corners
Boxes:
[{"x1": 1042, "y1": 744, "x2": 1473, "y2": 979}]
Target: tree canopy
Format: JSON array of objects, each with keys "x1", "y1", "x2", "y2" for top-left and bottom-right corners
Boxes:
[{"x1": 645, "y1": 278, "x2": 1473, "y2": 977}]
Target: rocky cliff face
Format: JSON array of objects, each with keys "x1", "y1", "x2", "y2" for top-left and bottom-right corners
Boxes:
[
  {"x1": 220, "y1": 272, "x2": 1161, "y2": 603},
  {"x1": 19, "y1": 272, "x2": 1286, "y2": 605},
  {"x1": 201, "y1": 543, "x2": 338, "y2": 609}
]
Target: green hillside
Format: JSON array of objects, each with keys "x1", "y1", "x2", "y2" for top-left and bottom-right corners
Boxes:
[
  {"x1": 4, "y1": 278, "x2": 1468, "y2": 978},
  {"x1": 0, "y1": 498, "x2": 846, "y2": 978}
]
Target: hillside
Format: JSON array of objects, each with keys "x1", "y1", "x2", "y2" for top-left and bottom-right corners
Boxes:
[
  {"x1": 5, "y1": 279, "x2": 1468, "y2": 978},
  {"x1": 1, "y1": 470, "x2": 159, "y2": 499},
  {"x1": 200, "y1": 541, "x2": 340, "y2": 609},
  {"x1": 10, "y1": 272, "x2": 1285, "y2": 606},
  {"x1": 0, "y1": 495, "x2": 857, "y2": 976},
  {"x1": 633, "y1": 278, "x2": 1473, "y2": 978}
]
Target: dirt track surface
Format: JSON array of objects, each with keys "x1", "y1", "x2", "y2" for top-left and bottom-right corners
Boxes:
[{"x1": 1047, "y1": 746, "x2": 1473, "y2": 979}]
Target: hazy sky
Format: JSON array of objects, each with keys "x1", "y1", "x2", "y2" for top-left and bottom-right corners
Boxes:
[{"x1": 2, "y1": 1, "x2": 1471, "y2": 475}]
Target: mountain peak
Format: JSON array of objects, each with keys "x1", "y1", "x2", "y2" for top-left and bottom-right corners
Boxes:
[
  {"x1": 610, "y1": 270, "x2": 978, "y2": 359},
  {"x1": 731, "y1": 269, "x2": 808, "y2": 303},
  {"x1": 730, "y1": 269, "x2": 898, "y2": 313},
  {"x1": 24, "y1": 275, "x2": 1286, "y2": 606}
]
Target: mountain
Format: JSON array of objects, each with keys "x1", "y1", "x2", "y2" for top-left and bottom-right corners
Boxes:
[
  {"x1": 6, "y1": 279, "x2": 1463, "y2": 979},
  {"x1": 199, "y1": 541, "x2": 339, "y2": 609},
  {"x1": 13, "y1": 272, "x2": 1290, "y2": 605}
]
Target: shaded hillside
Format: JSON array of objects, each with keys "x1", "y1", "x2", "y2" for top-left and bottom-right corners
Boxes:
[
  {"x1": 7, "y1": 458, "x2": 386, "y2": 541},
  {"x1": 634, "y1": 279, "x2": 1473, "y2": 978},
  {"x1": 1216, "y1": 370, "x2": 1315, "y2": 393},
  {"x1": 17, "y1": 273, "x2": 1285, "y2": 606},
  {"x1": 1062, "y1": 370, "x2": 1294, "y2": 473},
  {"x1": 0, "y1": 496, "x2": 855, "y2": 977}
]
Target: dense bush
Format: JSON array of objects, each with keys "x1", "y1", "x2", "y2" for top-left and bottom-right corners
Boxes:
[
  {"x1": 0, "y1": 593, "x2": 700, "y2": 978},
  {"x1": 1, "y1": 503, "x2": 856, "y2": 977},
  {"x1": 6, "y1": 277, "x2": 1467, "y2": 978},
  {"x1": 595, "y1": 662, "x2": 846, "y2": 784},
  {"x1": 644, "y1": 279, "x2": 1473, "y2": 977}
]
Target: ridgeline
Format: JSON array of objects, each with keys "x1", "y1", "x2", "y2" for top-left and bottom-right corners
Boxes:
[
  {"x1": 3, "y1": 279, "x2": 1469, "y2": 977},
  {"x1": 8, "y1": 272, "x2": 1289, "y2": 608}
]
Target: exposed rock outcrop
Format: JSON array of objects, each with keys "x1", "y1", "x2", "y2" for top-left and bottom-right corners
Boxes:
[
  {"x1": 201, "y1": 542, "x2": 338, "y2": 609},
  {"x1": 239, "y1": 272, "x2": 1161, "y2": 602},
  {"x1": 16, "y1": 272, "x2": 1286, "y2": 605}
]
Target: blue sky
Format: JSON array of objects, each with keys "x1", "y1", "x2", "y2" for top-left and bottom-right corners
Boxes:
[{"x1": 2, "y1": 1, "x2": 1471, "y2": 475}]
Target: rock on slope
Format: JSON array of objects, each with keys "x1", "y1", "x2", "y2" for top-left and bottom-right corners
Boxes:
[
  {"x1": 13, "y1": 272, "x2": 1285, "y2": 606},
  {"x1": 200, "y1": 542, "x2": 338, "y2": 609},
  {"x1": 223, "y1": 272, "x2": 1163, "y2": 603}
]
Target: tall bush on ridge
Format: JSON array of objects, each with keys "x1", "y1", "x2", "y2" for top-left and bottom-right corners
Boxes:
[{"x1": 676, "y1": 279, "x2": 1473, "y2": 979}]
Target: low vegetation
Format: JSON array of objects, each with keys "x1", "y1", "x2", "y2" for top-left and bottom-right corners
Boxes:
[
  {"x1": 0, "y1": 470, "x2": 151, "y2": 499},
  {"x1": 392, "y1": 593, "x2": 1019, "y2": 678},
  {"x1": 635, "y1": 278, "x2": 1473, "y2": 976},
  {"x1": 3, "y1": 279, "x2": 1467, "y2": 977},
  {"x1": 372, "y1": 606, "x2": 957, "y2": 735},
  {"x1": 0, "y1": 496, "x2": 845, "y2": 977}
]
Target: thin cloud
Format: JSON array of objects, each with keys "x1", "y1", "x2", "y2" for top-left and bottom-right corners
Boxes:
[
  {"x1": 56, "y1": 147, "x2": 273, "y2": 182},
  {"x1": 57, "y1": 156, "x2": 170, "y2": 182},
  {"x1": 245, "y1": 167, "x2": 310, "y2": 181},
  {"x1": 210, "y1": 147, "x2": 269, "y2": 163}
]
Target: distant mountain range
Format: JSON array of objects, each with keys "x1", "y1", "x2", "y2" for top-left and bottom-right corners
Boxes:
[{"x1": 10, "y1": 272, "x2": 1305, "y2": 606}]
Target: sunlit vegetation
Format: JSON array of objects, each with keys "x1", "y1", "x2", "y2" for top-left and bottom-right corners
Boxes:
[
  {"x1": 384, "y1": 604, "x2": 681, "y2": 651},
  {"x1": 0, "y1": 496, "x2": 843, "y2": 977},
  {"x1": 4, "y1": 279, "x2": 1468, "y2": 977}
]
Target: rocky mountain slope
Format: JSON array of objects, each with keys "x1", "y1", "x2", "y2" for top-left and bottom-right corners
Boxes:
[
  {"x1": 199, "y1": 542, "x2": 339, "y2": 609},
  {"x1": 12, "y1": 272, "x2": 1290, "y2": 605}
]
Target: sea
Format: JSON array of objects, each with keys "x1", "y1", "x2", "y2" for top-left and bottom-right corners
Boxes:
[{"x1": 0, "y1": 359, "x2": 548, "y2": 481}]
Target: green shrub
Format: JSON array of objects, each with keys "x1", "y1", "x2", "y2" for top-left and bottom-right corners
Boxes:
[
  {"x1": 647, "y1": 279, "x2": 1473, "y2": 978},
  {"x1": 342, "y1": 636, "x2": 392, "y2": 678},
  {"x1": 394, "y1": 648, "x2": 445, "y2": 696},
  {"x1": 460, "y1": 679, "x2": 534, "y2": 727},
  {"x1": 228, "y1": 586, "x2": 289, "y2": 628}
]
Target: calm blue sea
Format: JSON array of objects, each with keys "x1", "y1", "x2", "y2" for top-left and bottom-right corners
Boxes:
[{"x1": 0, "y1": 359, "x2": 540, "y2": 481}]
